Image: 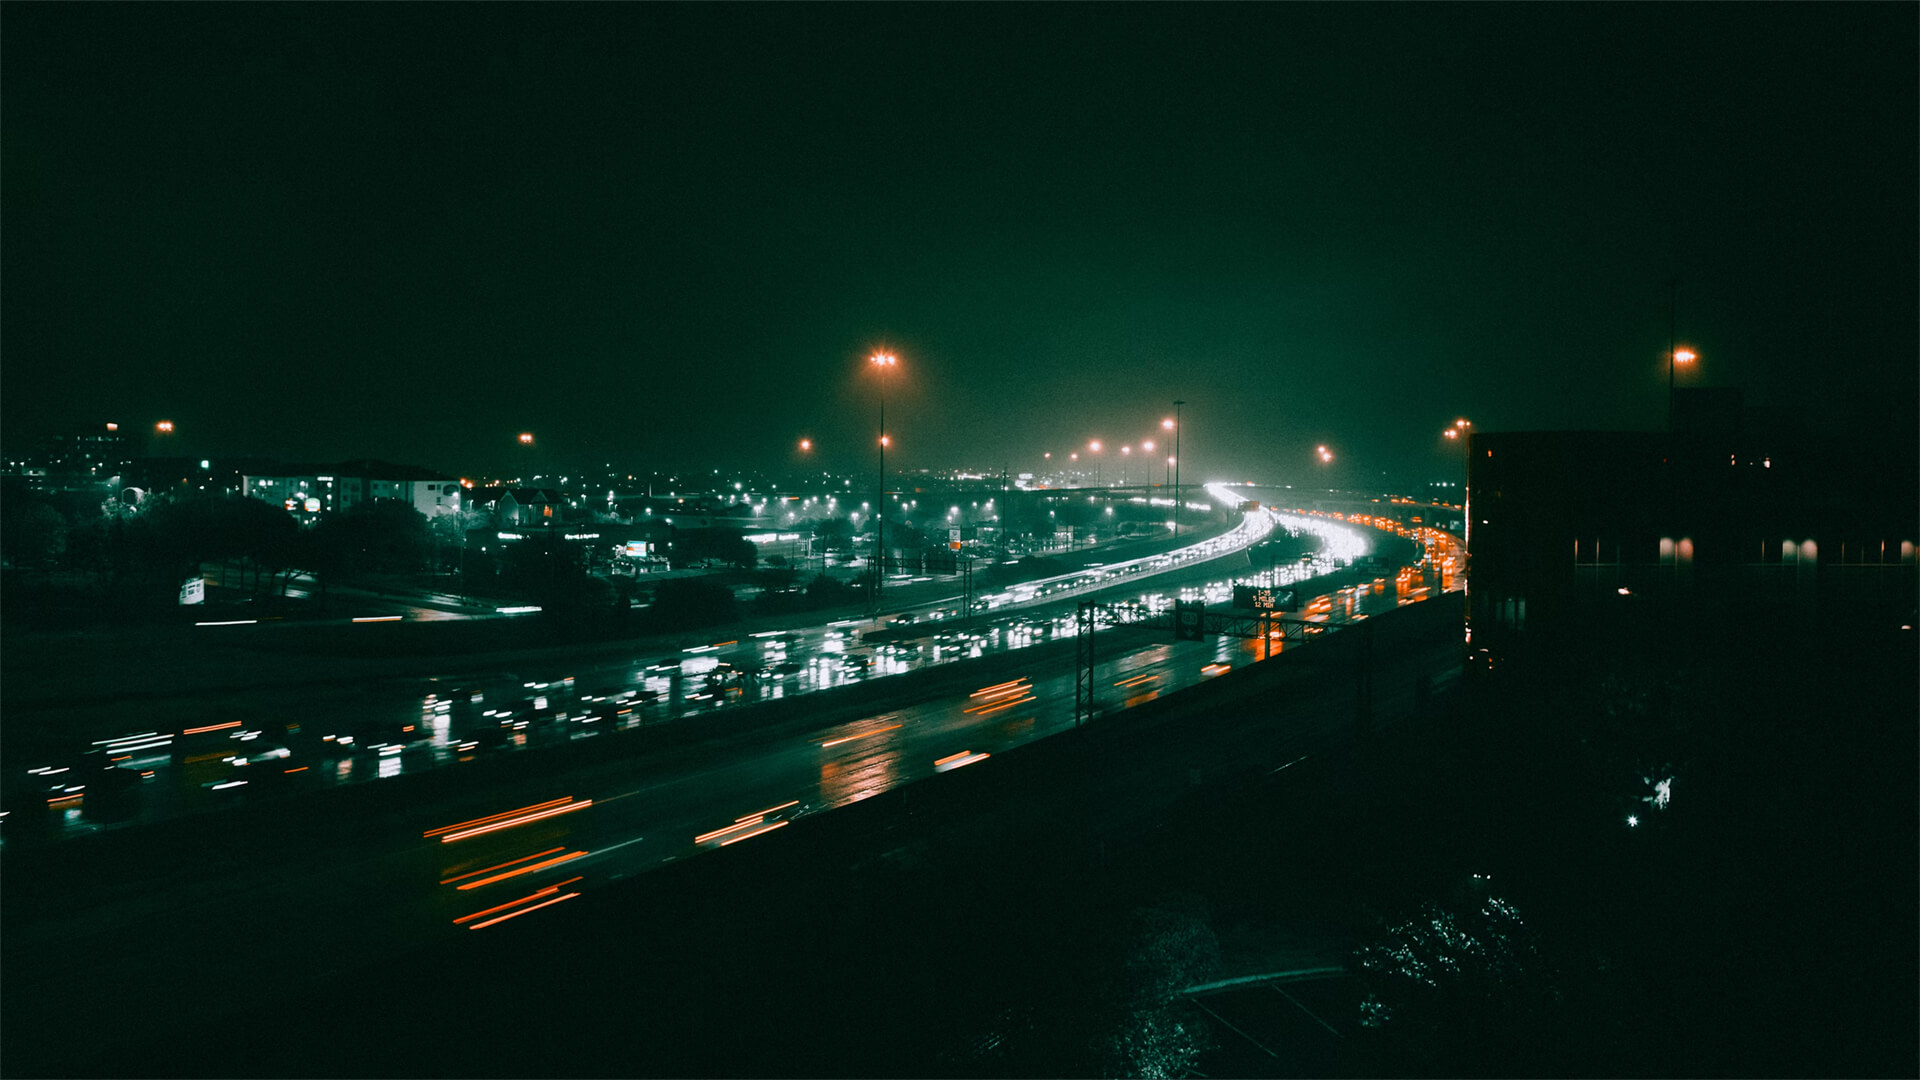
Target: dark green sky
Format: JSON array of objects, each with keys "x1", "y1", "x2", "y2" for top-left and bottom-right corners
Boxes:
[{"x1": 4, "y1": 3, "x2": 1913, "y2": 486}]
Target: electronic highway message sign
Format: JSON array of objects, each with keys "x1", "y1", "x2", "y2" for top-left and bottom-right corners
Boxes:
[{"x1": 1232, "y1": 584, "x2": 1296, "y2": 611}]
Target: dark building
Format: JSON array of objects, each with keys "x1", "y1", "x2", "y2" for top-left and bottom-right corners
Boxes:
[
  {"x1": 1465, "y1": 408, "x2": 1917, "y2": 649},
  {"x1": 3, "y1": 425, "x2": 132, "y2": 492}
]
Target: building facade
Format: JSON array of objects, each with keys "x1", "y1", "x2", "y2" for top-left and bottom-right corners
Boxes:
[{"x1": 242, "y1": 460, "x2": 462, "y2": 518}]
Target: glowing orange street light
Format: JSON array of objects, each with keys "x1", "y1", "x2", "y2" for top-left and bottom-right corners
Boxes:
[
  {"x1": 868, "y1": 351, "x2": 900, "y2": 607},
  {"x1": 518, "y1": 432, "x2": 534, "y2": 445},
  {"x1": 1668, "y1": 346, "x2": 1698, "y2": 432},
  {"x1": 105, "y1": 422, "x2": 119, "y2": 432},
  {"x1": 156, "y1": 421, "x2": 175, "y2": 433},
  {"x1": 799, "y1": 438, "x2": 812, "y2": 452}
]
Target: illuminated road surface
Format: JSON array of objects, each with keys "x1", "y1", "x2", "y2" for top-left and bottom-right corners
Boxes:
[{"x1": 11, "y1": 493, "x2": 1456, "y2": 846}]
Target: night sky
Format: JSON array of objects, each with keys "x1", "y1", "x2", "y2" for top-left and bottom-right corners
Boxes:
[{"x1": 4, "y1": 4, "x2": 1913, "y2": 486}]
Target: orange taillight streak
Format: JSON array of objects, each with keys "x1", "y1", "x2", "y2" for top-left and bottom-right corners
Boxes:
[
  {"x1": 466, "y1": 891, "x2": 581, "y2": 930},
  {"x1": 456, "y1": 885, "x2": 563, "y2": 924},
  {"x1": 739, "y1": 799, "x2": 798, "y2": 821},
  {"x1": 456, "y1": 850, "x2": 588, "y2": 890},
  {"x1": 436, "y1": 799, "x2": 592, "y2": 843},
  {"x1": 453, "y1": 877, "x2": 583, "y2": 925},
  {"x1": 719, "y1": 820, "x2": 790, "y2": 846},
  {"x1": 969, "y1": 678, "x2": 1029, "y2": 698},
  {"x1": 182, "y1": 721, "x2": 242, "y2": 735},
  {"x1": 440, "y1": 846, "x2": 566, "y2": 885},
  {"x1": 425, "y1": 797, "x2": 576, "y2": 839},
  {"x1": 964, "y1": 684, "x2": 1033, "y2": 713},
  {"x1": 976, "y1": 694, "x2": 1034, "y2": 715},
  {"x1": 821, "y1": 723, "x2": 902, "y2": 748},
  {"x1": 695, "y1": 816, "x2": 764, "y2": 844}
]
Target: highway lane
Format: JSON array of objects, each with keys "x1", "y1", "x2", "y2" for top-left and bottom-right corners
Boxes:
[{"x1": 5, "y1": 576, "x2": 1417, "y2": 932}]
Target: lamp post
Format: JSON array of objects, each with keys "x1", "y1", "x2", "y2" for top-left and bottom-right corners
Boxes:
[
  {"x1": 1666, "y1": 277, "x2": 1697, "y2": 434},
  {"x1": 1443, "y1": 420, "x2": 1471, "y2": 529},
  {"x1": 1120, "y1": 445, "x2": 1131, "y2": 487},
  {"x1": 1668, "y1": 347, "x2": 1696, "y2": 433},
  {"x1": 1088, "y1": 440, "x2": 1102, "y2": 488},
  {"x1": 1172, "y1": 401, "x2": 1184, "y2": 538},
  {"x1": 869, "y1": 351, "x2": 897, "y2": 608}
]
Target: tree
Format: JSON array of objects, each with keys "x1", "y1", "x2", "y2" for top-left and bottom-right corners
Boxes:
[
  {"x1": 429, "y1": 508, "x2": 489, "y2": 573},
  {"x1": 313, "y1": 498, "x2": 431, "y2": 575},
  {"x1": 804, "y1": 571, "x2": 858, "y2": 607},
  {"x1": 671, "y1": 526, "x2": 757, "y2": 569},
  {"x1": 813, "y1": 516, "x2": 854, "y2": 552},
  {"x1": 1, "y1": 499, "x2": 70, "y2": 570},
  {"x1": 300, "y1": 499, "x2": 432, "y2": 606}
]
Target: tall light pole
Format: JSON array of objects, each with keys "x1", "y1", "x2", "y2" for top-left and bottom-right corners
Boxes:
[
  {"x1": 1160, "y1": 418, "x2": 1174, "y2": 490},
  {"x1": 1172, "y1": 401, "x2": 1184, "y2": 539},
  {"x1": 1088, "y1": 440, "x2": 1102, "y2": 488},
  {"x1": 1443, "y1": 419, "x2": 1471, "y2": 525},
  {"x1": 870, "y1": 351, "x2": 897, "y2": 608},
  {"x1": 1120, "y1": 444, "x2": 1131, "y2": 487},
  {"x1": 1667, "y1": 277, "x2": 1696, "y2": 434}
]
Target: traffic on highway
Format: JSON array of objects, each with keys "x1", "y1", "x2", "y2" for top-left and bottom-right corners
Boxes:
[{"x1": 2, "y1": 485, "x2": 1461, "y2": 846}]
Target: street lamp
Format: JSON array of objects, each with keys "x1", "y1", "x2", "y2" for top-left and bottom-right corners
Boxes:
[
  {"x1": 869, "y1": 351, "x2": 898, "y2": 607},
  {"x1": 1443, "y1": 417, "x2": 1466, "y2": 518},
  {"x1": 1172, "y1": 401, "x2": 1184, "y2": 538},
  {"x1": 518, "y1": 432, "x2": 534, "y2": 445},
  {"x1": 156, "y1": 420, "x2": 175, "y2": 433},
  {"x1": 1088, "y1": 440, "x2": 1102, "y2": 488},
  {"x1": 1669, "y1": 347, "x2": 1696, "y2": 432},
  {"x1": 1120, "y1": 445, "x2": 1131, "y2": 487},
  {"x1": 1666, "y1": 277, "x2": 1698, "y2": 434}
]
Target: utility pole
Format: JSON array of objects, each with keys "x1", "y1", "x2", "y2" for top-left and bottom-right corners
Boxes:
[
  {"x1": 1667, "y1": 277, "x2": 1679, "y2": 434},
  {"x1": 1172, "y1": 400, "x2": 1185, "y2": 539}
]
